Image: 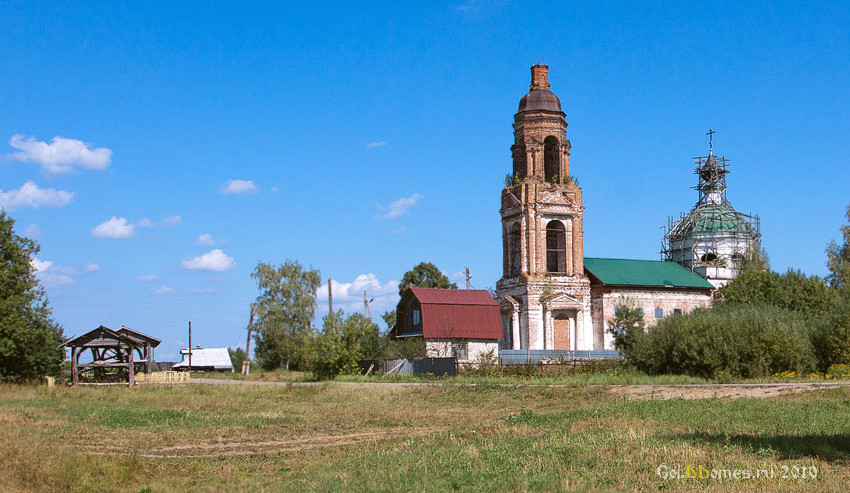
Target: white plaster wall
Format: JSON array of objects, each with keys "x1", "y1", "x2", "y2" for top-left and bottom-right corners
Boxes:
[
  {"x1": 596, "y1": 288, "x2": 713, "y2": 349},
  {"x1": 425, "y1": 339, "x2": 499, "y2": 363}
]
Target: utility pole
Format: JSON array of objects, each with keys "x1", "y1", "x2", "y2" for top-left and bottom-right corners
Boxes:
[
  {"x1": 465, "y1": 267, "x2": 471, "y2": 289},
  {"x1": 242, "y1": 308, "x2": 254, "y2": 375},
  {"x1": 187, "y1": 321, "x2": 192, "y2": 372},
  {"x1": 364, "y1": 290, "x2": 374, "y2": 321},
  {"x1": 328, "y1": 278, "x2": 333, "y2": 315},
  {"x1": 328, "y1": 278, "x2": 334, "y2": 330}
]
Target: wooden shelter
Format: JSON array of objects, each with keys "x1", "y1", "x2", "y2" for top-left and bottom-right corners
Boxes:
[{"x1": 62, "y1": 325, "x2": 161, "y2": 386}]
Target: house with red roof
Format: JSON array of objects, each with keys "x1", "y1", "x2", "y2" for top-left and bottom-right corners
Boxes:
[{"x1": 391, "y1": 287, "x2": 502, "y2": 363}]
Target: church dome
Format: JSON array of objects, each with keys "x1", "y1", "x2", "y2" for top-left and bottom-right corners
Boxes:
[
  {"x1": 670, "y1": 203, "x2": 752, "y2": 237},
  {"x1": 517, "y1": 90, "x2": 562, "y2": 113}
]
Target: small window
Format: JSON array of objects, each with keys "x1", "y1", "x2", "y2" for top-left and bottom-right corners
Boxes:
[
  {"x1": 673, "y1": 308, "x2": 683, "y2": 315},
  {"x1": 412, "y1": 309, "x2": 421, "y2": 327},
  {"x1": 655, "y1": 308, "x2": 664, "y2": 319},
  {"x1": 451, "y1": 341, "x2": 468, "y2": 360}
]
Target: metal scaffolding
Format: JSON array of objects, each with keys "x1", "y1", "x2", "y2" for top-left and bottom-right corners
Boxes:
[{"x1": 661, "y1": 140, "x2": 760, "y2": 279}]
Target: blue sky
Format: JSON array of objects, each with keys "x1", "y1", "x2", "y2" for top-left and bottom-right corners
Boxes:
[{"x1": 2, "y1": 1, "x2": 849, "y2": 361}]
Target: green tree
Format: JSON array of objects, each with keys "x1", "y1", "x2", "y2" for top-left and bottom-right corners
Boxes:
[
  {"x1": 740, "y1": 241, "x2": 770, "y2": 273},
  {"x1": 228, "y1": 347, "x2": 246, "y2": 372},
  {"x1": 398, "y1": 261, "x2": 457, "y2": 298},
  {"x1": 811, "y1": 294, "x2": 850, "y2": 369},
  {"x1": 251, "y1": 260, "x2": 321, "y2": 370},
  {"x1": 722, "y1": 268, "x2": 837, "y2": 319},
  {"x1": 826, "y1": 203, "x2": 850, "y2": 290},
  {"x1": 0, "y1": 211, "x2": 65, "y2": 382},
  {"x1": 380, "y1": 310, "x2": 396, "y2": 331},
  {"x1": 310, "y1": 311, "x2": 383, "y2": 379},
  {"x1": 607, "y1": 298, "x2": 645, "y2": 356}
]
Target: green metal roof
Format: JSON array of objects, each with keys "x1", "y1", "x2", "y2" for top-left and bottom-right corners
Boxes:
[
  {"x1": 583, "y1": 258, "x2": 714, "y2": 289},
  {"x1": 673, "y1": 204, "x2": 751, "y2": 235}
]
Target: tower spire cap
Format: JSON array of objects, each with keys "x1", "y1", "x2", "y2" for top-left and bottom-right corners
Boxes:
[
  {"x1": 530, "y1": 64, "x2": 550, "y2": 91},
  {"x1": 707, "y1": 128, "x2": 715, "y2": 156}
]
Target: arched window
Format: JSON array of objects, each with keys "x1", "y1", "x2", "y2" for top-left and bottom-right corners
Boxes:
[
  {"x1": 511, "y1": 145, "x2": 527, "y2": 180},
  {"x1": 544, "y1": 136, "x2": 559, "y2": 183},
  {"x1": 509, "y1": 223, "x2": 521, "y2": 276},
  {"x1": 700, "y1": 252, "x2": 718, "y2": 262},
  {"x1": 546, "y1": 221, "x2": 566, "y2": 273}
]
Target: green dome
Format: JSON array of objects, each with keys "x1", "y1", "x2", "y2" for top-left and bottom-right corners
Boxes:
[{"x1": 673, "y1": 204, "x2": 751, "y2": 236}]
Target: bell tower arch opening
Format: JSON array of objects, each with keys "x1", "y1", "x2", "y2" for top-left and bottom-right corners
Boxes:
[
  {"x1": 509, "y1": 222, "x2": 522, "y2": 276},
  {"x1": 546, "y1": 221, "x2": 567, "y2": 273},
  {"x1": 544, "y1": 136, "x2": 560, "y2": 184}
]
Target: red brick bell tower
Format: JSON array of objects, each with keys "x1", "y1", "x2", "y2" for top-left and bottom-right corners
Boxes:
[{"x1": 495, "y1": 65, "x2": 593, "y2": 351}]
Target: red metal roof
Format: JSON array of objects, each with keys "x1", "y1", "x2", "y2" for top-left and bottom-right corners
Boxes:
[{"x1": 409, "y1": 288, "x2": 502, "y2": 340}]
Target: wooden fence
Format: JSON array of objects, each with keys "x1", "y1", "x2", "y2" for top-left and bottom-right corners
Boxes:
[
  {"x1": 135, "y1": 371, "x2": 190, "y2": 384},
  {"x1": 359, "y1": 358, "x2": 457, "y2": 377}
]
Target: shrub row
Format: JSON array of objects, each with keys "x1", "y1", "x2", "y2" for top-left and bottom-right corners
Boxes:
[{"x1": 623, "y1": 303, "x2": 850, "y2": 379}]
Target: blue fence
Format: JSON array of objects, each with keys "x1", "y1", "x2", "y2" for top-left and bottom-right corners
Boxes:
[{"x1": 499, "y1": 349, "x2": 621, "y2": 364}]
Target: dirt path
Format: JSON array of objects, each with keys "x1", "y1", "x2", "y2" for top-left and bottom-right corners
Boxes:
[
  {"x1": 84, "y1": 426, "x2": 445, "y2": 459},
  {"x1": 606, "y1": 382, "x2": 850, "y2": 400}
]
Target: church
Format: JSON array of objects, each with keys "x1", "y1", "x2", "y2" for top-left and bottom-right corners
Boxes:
[{"x1": 494, "y1": 65, "x2": 758, "y2": 351}]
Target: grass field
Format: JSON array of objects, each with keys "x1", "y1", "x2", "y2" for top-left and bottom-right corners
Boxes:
[{"x1": 1, "y1": 382, "x2": 848, "y2": 492}]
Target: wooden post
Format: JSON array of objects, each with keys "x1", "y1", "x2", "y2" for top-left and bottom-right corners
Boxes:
[
  {"x1": 328, "y1": 278, "x2": 333, "y2": 317},
  {"x1": 242, "y1": 309, "x2": 254, "y2": 376},
  {"x1": 148, "y1": 345, "x2": 155, "y2": 374},
  {"x1": 71, "y1": 346, "x2": 78, "y2": 386},
  {"x1": 188, "y1": 321, "x2": 192, "y2": 372},
  {"x1": 127, "y1": 346, "x2": 135, "y2": 387}
]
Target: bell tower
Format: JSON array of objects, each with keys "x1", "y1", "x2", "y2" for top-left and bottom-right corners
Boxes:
[{"x1": 496, "y1": 65, "x2": 594, "y2": 351}]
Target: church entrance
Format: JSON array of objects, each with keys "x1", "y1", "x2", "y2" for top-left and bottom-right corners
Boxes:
[{"x1": 553, "y1": 312, "x2": 571, "y2": 350}]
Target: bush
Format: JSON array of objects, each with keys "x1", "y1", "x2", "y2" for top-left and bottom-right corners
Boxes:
[
  {"x1": 826, "y1": 364, "x2": 850, "y2": 379},
  {"x1": 722, "y1": 268, "x2": 838, "y2": 319},
  {"x1": 626, "y1": 304, "x2": 817, "y2": 379},
  {"x1": 309, "y1": 312, "x2": 383, "y2": 379},
  {"x1": 811, "y1": 299, "x2": 850, "y2": 370}
]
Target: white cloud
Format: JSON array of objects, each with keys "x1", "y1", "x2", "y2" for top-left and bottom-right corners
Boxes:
[
  {"x1": 7, "y1": 134, "x2": 112, "y2": 174},
  {"x1": 391, "y1": 226, "x2": 408, "y2": 235},
  {"x1": 450, "y1": 271, "x2": 466, "y2": 281},
  {"x1": 30, "y1": 258, "x2": 75, "y2": 286},
  {"x1": 153, "y1": 285, "x2": 175, "y2": 295},
  {"x1": 270, "y1": 186, "x2": 279, "y2": 193},
  {"x1": 315, "y1": 273, "x2": 400, "y2": 320},
  {"x1": 219, "y1": 179, "x2": 258, "y2": 195},
  {"x1": 375, "y1": 193, "x2": 424, "y2": 220},
  {"x1": 23, "y1": 224, "x2": 43, "y2": 239},
  {"x1": 40, "y1": 271, "x2": 75, "y2": 286},
  {"x1": 161, "y1": 215, "x2": 181, "y2": 227},
  {"x1": 181, "y1": 249, "x2": 235, "y2": 271},
  {"x1": 136, "y1": 274, "x2": 159, "y2": 282},
  {"x1": 91, "y1": 217, "x2": 135, "y2": 239},
  {"x1": 0, "y1": 181, "x2": 74, "y2": 211},
  {"x1": 83, "y1": 263, "x2": 99, "y2": 272},
  {"x1": 31, "y1": 258, "x2": 52, "y2": 272},
  {"x1": 367, "y1": 141, "x2": 388, "y2": 149},
  {"x1": 137, "y1": 217, "x2": 154, "y2": 228},
  {"x1": 195, "y1": 234, "x2": 216, "y2": 246}
]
